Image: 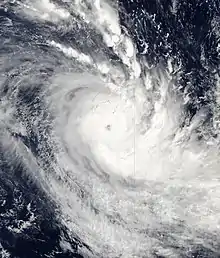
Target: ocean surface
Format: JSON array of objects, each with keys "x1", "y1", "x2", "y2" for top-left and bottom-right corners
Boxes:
[{"x1": 0, "y1": 1, "x2": 220, "y2": 257}]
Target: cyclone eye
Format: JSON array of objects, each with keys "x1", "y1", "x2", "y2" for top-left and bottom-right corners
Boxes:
[{"x1": 106, "y1": 124, "x2": 111, "y2": 131}]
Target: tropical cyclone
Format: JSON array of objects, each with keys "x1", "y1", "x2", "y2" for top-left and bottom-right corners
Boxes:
[{"x1": 0, "y1": 1, "x2": 220, "y2": 258}]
